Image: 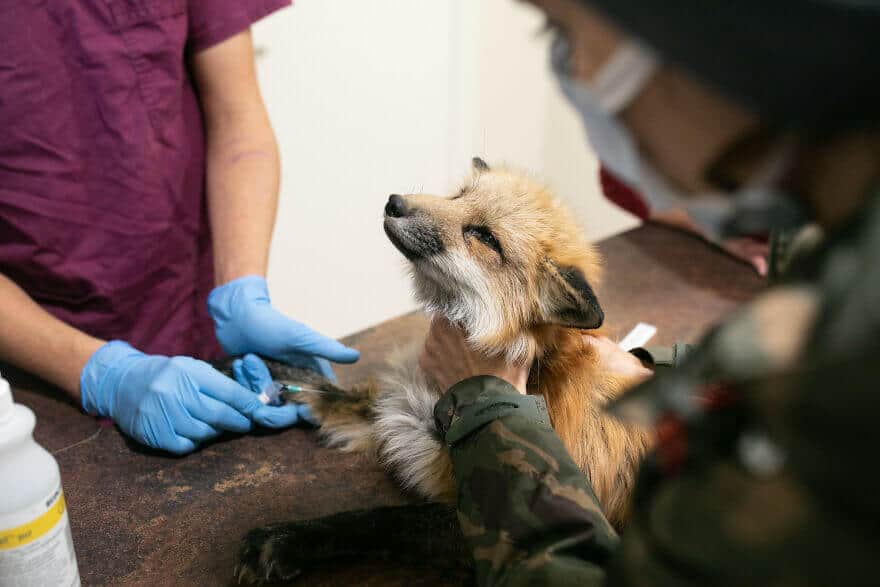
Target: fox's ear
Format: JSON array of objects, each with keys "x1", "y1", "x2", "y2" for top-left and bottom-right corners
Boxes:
[
  {"x1": 472, "y1": 157, "x2": 490, "y2": 172},
  {"x1": 540, "y1": 261, "x2": 604, "y2": 329}
]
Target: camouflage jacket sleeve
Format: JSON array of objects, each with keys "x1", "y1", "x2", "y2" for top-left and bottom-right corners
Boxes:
[{"x1": 434, "y1": 376, "x2": 618, "y2": 586}]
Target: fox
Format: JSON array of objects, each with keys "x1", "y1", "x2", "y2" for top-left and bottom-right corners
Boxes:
[{"x1": 234, "y1": 158, "x2": 652, "y2": 584}]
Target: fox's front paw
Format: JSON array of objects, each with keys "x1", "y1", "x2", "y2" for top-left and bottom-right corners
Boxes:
[{"x1": 235, "y1": 525, "x2": 303, "y2": 585}]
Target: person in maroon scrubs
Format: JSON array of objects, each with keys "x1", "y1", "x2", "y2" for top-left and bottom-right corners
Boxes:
[{"x1": 0, "y1": 1, "x2": 359, "y2": 454}]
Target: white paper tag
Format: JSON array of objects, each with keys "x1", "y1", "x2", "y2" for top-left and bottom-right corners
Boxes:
[{"x1": 618, "y1": 322, "x2": 657, "y2": 351}]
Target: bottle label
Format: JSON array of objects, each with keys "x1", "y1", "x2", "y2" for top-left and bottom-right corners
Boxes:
[{"x1": 0, "y1": 483, "x2": 81, "y2": 587}]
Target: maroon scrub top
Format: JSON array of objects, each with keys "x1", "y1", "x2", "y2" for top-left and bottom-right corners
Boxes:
[{"x1": 0, "y1": 0, "x2": 290, "y2": 359}]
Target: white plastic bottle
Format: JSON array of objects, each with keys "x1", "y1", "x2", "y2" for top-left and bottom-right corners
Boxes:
[{"x1": 0, "y1": 372, "x2": 80, "y2": 587}]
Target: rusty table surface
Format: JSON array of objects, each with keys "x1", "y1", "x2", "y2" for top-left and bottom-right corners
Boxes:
[{"x1": 9, "y1": 223, "x2": 763, "y2": 585}]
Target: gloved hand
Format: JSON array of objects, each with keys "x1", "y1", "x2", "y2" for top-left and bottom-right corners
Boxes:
[
  {"x1": 231, "y1": 354, "x2": 318, "y2": 427},
  {"x1": 80, "y1": 341, "x2": 304, "y2": 455},
  {"x1": 208, "y1": 276, "x2": 359, "y2": 381}
]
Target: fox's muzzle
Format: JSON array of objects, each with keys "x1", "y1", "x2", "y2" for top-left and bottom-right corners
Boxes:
[{"x1": 383, "y1": 194, "x2": 444, "y2": 261}]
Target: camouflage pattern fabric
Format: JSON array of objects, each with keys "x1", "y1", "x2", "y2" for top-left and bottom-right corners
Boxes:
[
  {"x1": 435, "y1": 184, "x2": 880, "y2": 586},
  {"x1": 435, "y1": 376, "x2": 619, "y2": 586}
]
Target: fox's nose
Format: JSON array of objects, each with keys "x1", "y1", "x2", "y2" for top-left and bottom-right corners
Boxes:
[{"x1": 385, "y1": 194, "x2": 409, "y2": 218}]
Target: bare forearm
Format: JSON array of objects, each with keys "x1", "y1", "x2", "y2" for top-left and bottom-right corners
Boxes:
[
  {"x1": 193, "y1": 29, "x2": 280, "y2": 286},
  {"x1": 0, "y1": 273, "x2": 103, "y2": 399},
  {"x1": 205, "y1": 114, "x2": 280, "y2": 284}
]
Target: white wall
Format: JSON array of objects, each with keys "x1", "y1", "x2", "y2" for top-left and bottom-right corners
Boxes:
[{"x1": 253, "y1": 0, "x2": 636, "y2": 339}]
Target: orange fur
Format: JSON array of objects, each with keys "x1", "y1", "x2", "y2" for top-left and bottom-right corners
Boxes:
[
  {"x1": 535, "y1": 327, "x2": 651, "y2": 526},
  {"x1": 301, "y1": 160, "x2": 652, "y2": 527}
]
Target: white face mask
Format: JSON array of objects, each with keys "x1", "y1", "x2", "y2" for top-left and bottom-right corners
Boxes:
[
  {"x1": 550, "y1": 33, "x2": 656, "y2": 190},
  {"x1": 551, "y1": 34, "x2": 802, "y2": 240}
]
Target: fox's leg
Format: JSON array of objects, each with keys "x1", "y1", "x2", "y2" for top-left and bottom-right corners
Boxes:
[
  {"x1": 283, "y1": 380, "x2": 379, "y2": 454},
  {"x1": 234, "y1": 503, "x2": 470, "y2": 585},
  {"x1": 237, "y1": 348, "x2": 456, "y2": 497},
  {"x1": 214, "y1": 356, "x2": 380, "y2": 454}
]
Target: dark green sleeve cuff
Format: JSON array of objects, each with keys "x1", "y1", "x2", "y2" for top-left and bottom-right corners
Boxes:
[
  {"x1": 630, "y1": 343, "x2": 694, "y2": 370},
  {"x1": 433, "y1": 376, "x2": 550, "y2": 446}
]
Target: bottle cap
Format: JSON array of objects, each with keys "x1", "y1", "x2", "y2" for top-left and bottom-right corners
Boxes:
[{"x1": 0, "y1": 371, "x2": 13, "y2": 424}]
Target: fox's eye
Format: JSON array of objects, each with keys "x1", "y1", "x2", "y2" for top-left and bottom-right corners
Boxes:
[
  {"x1": 450, "y1": 187, "x2": 467, "y2": 200},
  {"x1": 464, "y1": 225, "x2": 502, "y2": 255}
]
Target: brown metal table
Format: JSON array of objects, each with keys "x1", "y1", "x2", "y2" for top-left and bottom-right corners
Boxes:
[{"x1": 9, "y1": 223, "x2": 763, "y2": 585}]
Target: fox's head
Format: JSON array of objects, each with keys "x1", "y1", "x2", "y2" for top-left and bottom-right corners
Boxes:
[{"x1": 383, "y1": 158, "x2": 603, "y2": 362}]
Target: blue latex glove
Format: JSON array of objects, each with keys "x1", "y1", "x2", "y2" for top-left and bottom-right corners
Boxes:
[
  {"x1": 207, "y1": 276, "x2": 359, "y2": 381},
  {"x1": 232, "y1": 354, "x2": 318, "y2": 427},
  {"x1": 80, "y1": 341, "x2": 304, "y2": 455}
]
